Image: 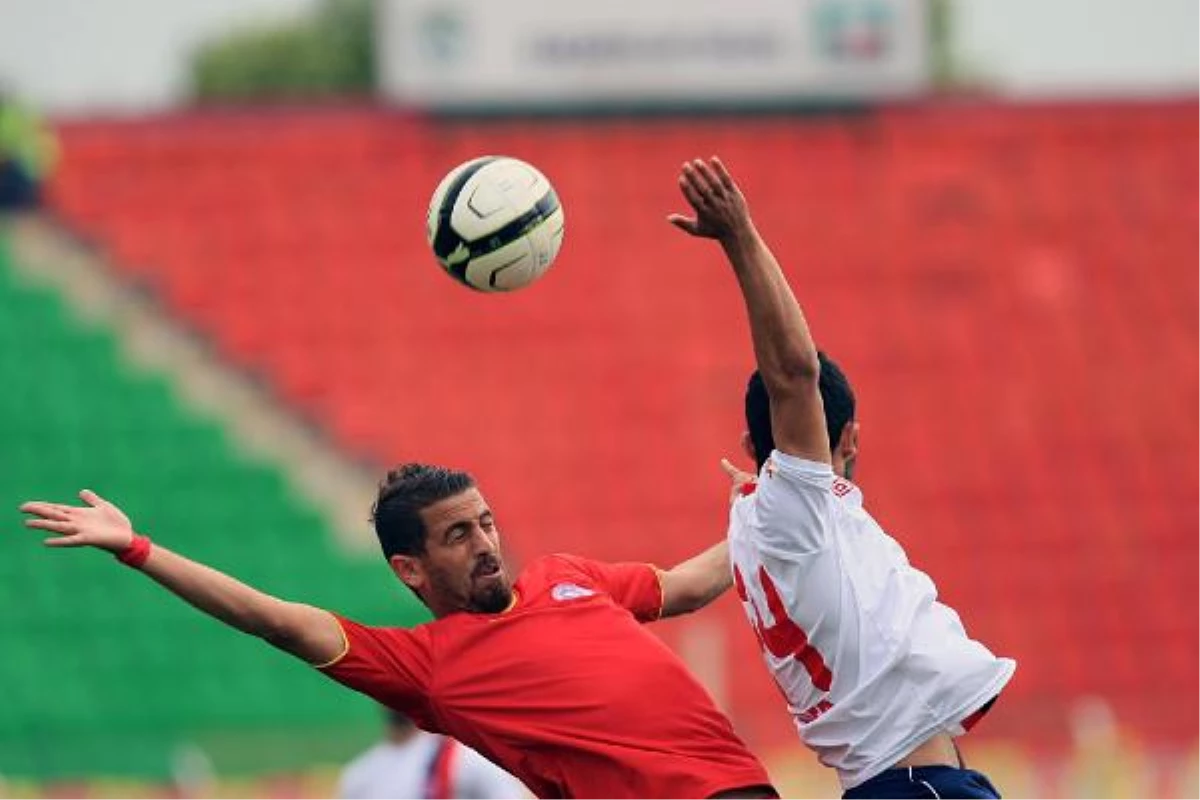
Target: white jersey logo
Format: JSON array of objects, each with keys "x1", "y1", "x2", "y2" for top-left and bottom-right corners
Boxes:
[{"x1": 551, "y1": 582, "x2": 596, "y2": 602}]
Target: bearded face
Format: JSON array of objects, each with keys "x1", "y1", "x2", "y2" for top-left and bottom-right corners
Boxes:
[{"x1": 394, "y1": 488, "x2": 514, "y2": 617}]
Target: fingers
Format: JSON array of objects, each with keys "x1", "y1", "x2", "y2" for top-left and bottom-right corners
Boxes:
[
  {"x1": 20, "y1": 495, "x2": 105, "y2": 548},
  {"x1": 681, "y1": 160, "x2": 719, "y2": 204},
  {"x1": 679, "y1": 157, "x2": 738, "y2": 213},
  {"x1": 675, "y1": 156, "x2": 742, "y2": 241},
  {"x1": 722, "y1": 457, "x2": 755, "y2": 504},
  {"x1": 720, "y1": 457, "x2": 755, "y2": 484},
  {"x1": 683, "y1": 157, "x2": 731, "y2": 193},
  {"x1": 689, "y1": 159, "x2": 723, "y2": 196},
  {"x1": 667, "y1": 214, "x2": 699, "y2": 235},
  {"x1": 710, "y1": 156, "x2": 737, "y2": 193},
  {"x1": 678, "y1": 171, "x2": 708, "y2": 211},
  {"x1": 19, "y1": 501, "x2": 75, "y2": 521},
  {"x1": 25, "y1": 518, "x2": 78, "y2": 535},
  {"x1": 44, "y1": 535, "x2": 86, "y2": 548}
]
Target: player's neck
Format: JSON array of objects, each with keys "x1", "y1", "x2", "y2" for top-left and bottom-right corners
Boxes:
[
  {"x1": 386, "y1": 726, "x2": 419, "y2": 745},
  {"x1": 431, "y1": 589, "x2": 519, "y2": 619}
]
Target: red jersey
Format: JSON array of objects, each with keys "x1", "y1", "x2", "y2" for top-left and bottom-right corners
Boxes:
[{"x1": 318, "y1": 553, "x2": 772, "y2": 799}]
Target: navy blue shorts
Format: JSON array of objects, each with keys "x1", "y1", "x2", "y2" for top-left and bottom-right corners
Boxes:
[{"x1": 842, "y1": 766, "x2": 1001, "y2": 799}]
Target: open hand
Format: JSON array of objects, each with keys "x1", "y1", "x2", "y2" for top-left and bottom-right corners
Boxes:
[
  {"x1": 20, "y1": 490, "x2": 135, "y2": 554},
  {"x1": 667, "y1": 157, "x2": 752, "y2": 242}
]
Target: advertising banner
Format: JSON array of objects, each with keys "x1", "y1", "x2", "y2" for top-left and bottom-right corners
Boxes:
[{"x1": 377, "y1": 0, "x2": 930, "y2": 109}]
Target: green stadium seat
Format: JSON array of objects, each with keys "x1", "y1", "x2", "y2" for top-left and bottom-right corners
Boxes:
[{"x1": 0, "y1": 238, "x2": 425, "y2": 780}]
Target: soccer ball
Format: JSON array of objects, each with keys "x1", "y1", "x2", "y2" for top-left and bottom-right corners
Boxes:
[{"x1": 426, "y1": 156, "x2": 565, "y2": 292}]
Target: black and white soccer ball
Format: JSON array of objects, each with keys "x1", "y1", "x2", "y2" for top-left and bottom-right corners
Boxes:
[{"x1": 426, "y1": 156, "x2": 565, "y2": 292}]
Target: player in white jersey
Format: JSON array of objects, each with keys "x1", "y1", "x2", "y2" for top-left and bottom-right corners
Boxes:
[
  {"x1": 339, "y1": 709, "x2": 527, "y2": 799},
  {"x1": 670, "y1": 157, "x2": 1017, "y2": 799}
]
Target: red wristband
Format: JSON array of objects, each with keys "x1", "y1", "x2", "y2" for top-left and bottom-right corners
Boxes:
[{"x1": 116, "y1": 534, "x2": 153, "y2": 568}]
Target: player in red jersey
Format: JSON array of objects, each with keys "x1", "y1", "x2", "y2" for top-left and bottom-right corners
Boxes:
[{"x1": 19, "y1": 464, "x2": 776, "y2": 799}]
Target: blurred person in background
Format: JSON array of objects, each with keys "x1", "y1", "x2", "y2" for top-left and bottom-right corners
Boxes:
[
  {"x1": 17, "y1": 469, "x2": 774, "y2": 799},
  {"x1": 669, "y1": 157, "x2": 1017, "y2": 799},
  {"x1": 339, "y1": 708, "x2": 526, "y2": 799},
  {"x1": 0, "y1": 88, "x2": 57, "y2": 211}
]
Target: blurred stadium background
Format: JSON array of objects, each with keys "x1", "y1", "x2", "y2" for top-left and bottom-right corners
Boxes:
[{"x1": 0, "y1": 0, "x2": 1195, "y2": 797}]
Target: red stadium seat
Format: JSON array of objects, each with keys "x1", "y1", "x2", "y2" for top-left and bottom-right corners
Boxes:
[{"x1": 48, "y1": 102, "x2": 1199, "y2": 752}]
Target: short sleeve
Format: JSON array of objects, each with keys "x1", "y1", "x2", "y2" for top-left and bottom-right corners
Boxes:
[
  {"x1": 751, "y1": 449, "x2": 837, "y2": 554},
  {"x1": 552, "y1": 554, "x2": 664, "y2": 623},
  {"x1": 316, "y1": 614, "x2": 438, "y2": 728}
]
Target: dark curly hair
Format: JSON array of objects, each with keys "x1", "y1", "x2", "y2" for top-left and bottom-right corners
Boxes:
[{"x1": 371, "y1": 463, "x2": 476, "y2": 559}]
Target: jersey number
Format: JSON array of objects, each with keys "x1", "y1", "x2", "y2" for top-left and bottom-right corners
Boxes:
[{"x1": 734, "y1": 565, "x2": 832, "y2": 691}]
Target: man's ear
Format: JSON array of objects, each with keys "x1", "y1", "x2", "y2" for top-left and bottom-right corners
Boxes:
[
  {"x1": 836, "y1": 421, "x2": 860, "y2": 465},
  {"x1": 389, "y1": 554, "x2": 425, "y2": 592}
]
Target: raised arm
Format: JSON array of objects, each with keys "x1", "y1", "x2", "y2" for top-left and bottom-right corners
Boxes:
[
  {"x1": 19, "y1": 490, "x2": 345, "y2": 665},
  {"x1": 669, "y1": 157, "x2": 830, "y2": 465}
]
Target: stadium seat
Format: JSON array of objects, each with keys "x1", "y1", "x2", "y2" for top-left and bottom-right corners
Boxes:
[
  {"x1": 0, "y1": 236, "x2": 428, "y2": 780},
  {"x1": 43, "y1": 102, "x2": 1199, "y2": 754}
]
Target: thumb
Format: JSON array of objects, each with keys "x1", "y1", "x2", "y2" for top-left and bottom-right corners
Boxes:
[
  {"x1": 79, "y1": 489, "x2": 106, "y2": 507},
  {"x1": 720, "y1": 458, "x2": 741, "y2": 478},
  {"x1": 667, "y1": 214, "x2": 699, "y2": 235}
]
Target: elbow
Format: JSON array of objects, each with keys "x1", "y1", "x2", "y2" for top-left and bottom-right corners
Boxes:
[
  {"x1": 764, "y1": 350, "x2": 820, "y2": 395},
  {"x1": 257, "y1": 601, "x2": 301, "y2": 647},
  {"x1": 262, "y1": 624, "x2": 297, "y2": 649}
]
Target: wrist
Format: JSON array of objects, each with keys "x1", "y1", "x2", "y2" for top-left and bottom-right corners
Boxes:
[
  {"x1": 115, "y1": 533, "x2": 153, "y2": 568},
  {"x1": 718, "y1": 219, "x2": 758, "y2": 250}
]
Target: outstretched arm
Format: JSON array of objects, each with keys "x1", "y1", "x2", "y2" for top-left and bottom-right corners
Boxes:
[
  {"x1": 669, "y1": 157, "x2": 830, "y2": 465},
  {"x1": 19, "y1": 490, "x2": 345, "y2": 665},
  {"x1": 660, "y1": 540, "x2": 730, "y2": 618},
  {"x1": 658, "y1": 460, "x2": 757, "y2": 617}
]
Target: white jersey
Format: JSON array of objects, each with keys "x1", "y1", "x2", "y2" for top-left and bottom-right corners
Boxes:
[
  {"x1": 727, "y1": 450, "x2": 1016, "y2": 790},
  {"x1": 338, "y1": 732, "x2": 527, "y2": 799}
]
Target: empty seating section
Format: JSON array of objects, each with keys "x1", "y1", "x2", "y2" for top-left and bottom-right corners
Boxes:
[
  {"x1": 47, "y1": 103, "x2": 1198, "y2": 749},
  {"x1": 0, "y1": 238, "x2": 423, "y2": 778}
]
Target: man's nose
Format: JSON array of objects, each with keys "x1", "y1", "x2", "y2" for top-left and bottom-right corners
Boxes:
[{"x1": 469, "y1": 525, "x2": 496, "y2": 553}]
